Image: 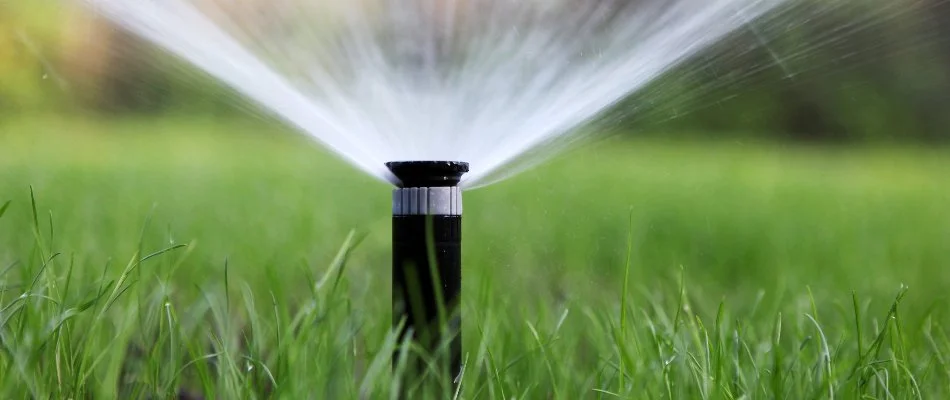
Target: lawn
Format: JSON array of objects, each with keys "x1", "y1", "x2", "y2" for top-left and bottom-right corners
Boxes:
[{"x1": 0, "y1": 115, "x2": 949, "y2": 398}]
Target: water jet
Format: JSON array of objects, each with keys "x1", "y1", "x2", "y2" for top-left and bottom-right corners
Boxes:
[{"x1": 387, "y1": 161, "x2": 468, "y2": 380}]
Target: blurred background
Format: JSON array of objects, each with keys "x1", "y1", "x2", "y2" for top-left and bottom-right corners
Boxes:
[{"x1": 3, "y1": 0, "x2": 950, "y2": 140}]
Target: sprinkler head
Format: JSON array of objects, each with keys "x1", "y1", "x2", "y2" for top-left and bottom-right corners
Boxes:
[
  {"x1": 387, "y1": 160, "x2": 468, "y2": 382},
  {"x1": 386, "y1": 161, "x2": 469, "y2": 188}
]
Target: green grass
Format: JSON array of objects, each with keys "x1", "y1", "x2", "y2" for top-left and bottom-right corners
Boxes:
[{"x1": 1, "y1": 115, "x2": 949, "y2": 398}]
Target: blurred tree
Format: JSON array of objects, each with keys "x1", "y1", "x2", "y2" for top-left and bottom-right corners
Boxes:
[{"x1": 0, "y1": 1, "x2": 65, "y2": 113}]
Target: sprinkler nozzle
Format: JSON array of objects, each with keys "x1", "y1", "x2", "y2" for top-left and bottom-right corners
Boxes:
[{"x1": 386, "y1": 161, "x2": 469, "y2": 188}]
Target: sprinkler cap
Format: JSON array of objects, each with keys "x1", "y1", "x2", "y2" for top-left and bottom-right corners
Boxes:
[{"x1": 386, "y1": 161, "x2": 469, "y2": 188}]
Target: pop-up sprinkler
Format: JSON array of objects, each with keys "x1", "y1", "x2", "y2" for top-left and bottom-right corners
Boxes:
[{"x1": 387, "y1": 161, "x2": 468, "y2": 380}]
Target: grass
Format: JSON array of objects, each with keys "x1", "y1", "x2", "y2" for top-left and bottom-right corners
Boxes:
[{"x1": 0, "y1": 115, "x2": 949, "y2": 398}]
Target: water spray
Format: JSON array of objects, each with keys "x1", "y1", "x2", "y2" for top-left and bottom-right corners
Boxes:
[
  {"x1": 79, "y1": 0, "x2": 789, "y2": 189},
  {"x1": 387, "y1": 161, "x2": 468, "y2": 379}
]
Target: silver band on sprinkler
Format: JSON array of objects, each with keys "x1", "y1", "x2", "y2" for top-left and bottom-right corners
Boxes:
[{"x1": 392, "y1": 187, "x2": 463, "y2": 216}]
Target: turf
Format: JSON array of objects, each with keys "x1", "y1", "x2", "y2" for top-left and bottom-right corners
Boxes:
[{"x1": 0, "y1": 116, "x2": 949, "y2": 398}]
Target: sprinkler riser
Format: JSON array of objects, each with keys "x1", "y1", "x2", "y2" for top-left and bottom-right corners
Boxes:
[
  {"x1": 391, "y1": 214, "x2": 462, "y2": 375},
  {"x1": 387, "y1": 161, "x2": 468, "y2": 380}
]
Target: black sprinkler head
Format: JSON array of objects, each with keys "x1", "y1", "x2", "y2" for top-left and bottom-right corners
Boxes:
[
  {"x1": 386, "y1": 161, "x2": 470, "y2": 188},
  {"x1": 387, "y1": 160, "x2": 469, "y2": 383}
]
